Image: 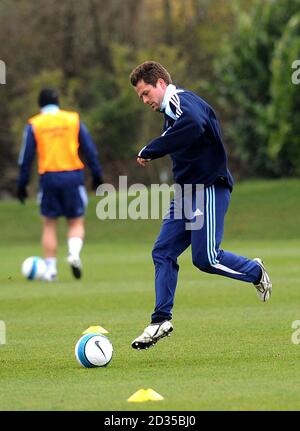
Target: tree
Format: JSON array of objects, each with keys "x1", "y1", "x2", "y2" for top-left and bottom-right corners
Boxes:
[
  {"x1": 268, "y1": 13, "x2": 300, "y2": 176},
  {"x1": 215, "y1": 0, "x2": 300, "y2": 177}
]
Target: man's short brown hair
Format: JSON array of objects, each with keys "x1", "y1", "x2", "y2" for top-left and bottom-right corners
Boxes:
[{"x1": 130, "y1": 61, "x2": 172, "y2": 87}]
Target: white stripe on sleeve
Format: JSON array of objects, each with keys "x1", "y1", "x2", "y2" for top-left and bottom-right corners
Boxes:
[{"x1": 18, "y1": 127, "x2": 29, "y2": 165}]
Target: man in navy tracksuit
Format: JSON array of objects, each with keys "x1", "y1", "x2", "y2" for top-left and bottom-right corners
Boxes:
[{"x1": 129, "y1": 61, "x2": 272, "y2": 350}]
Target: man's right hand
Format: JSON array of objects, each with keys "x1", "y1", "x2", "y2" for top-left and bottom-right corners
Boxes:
[
  {"x1": 17, "y1": 185, "x2": 28, "y2": 204},
  {"x1": 91, "y1": 175, "x2": 104, "y2": 191},
  {"x1": 137, "y1": 157, "x2": 151, "y2": 167}
]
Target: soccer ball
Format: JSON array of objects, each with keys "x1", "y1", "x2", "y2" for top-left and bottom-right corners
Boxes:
[
  {"x1": 21, "y1": 256, "x2": 47, "y2": 280},
  {"x1": 75, "y1": 333, "x2": 113, "y2": 368}
]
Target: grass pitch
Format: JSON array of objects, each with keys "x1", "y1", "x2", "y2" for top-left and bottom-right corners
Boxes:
[{"x1": 0, "y1": 179, "x2": 299, "y2": 411}]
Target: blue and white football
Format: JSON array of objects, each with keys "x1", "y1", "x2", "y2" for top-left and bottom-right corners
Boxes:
[
  {"x1": 75, "y1": 333, "x2": 113, "y2": 368},
  {"x1": 21, "y1": 256, "x2": 47, "y2": 280}
]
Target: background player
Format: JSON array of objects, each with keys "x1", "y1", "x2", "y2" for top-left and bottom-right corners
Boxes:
[{"x1": 17, "y1": 88, "x2": 103, "y2": 281}]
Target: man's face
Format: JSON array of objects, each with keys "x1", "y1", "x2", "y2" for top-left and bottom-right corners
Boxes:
[{"x1": 135, "y1": 78, "x2": 167, "y2": 111}]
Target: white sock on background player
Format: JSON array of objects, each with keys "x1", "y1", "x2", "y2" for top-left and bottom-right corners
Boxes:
[
  {"x1": 44, "y1": 257, "x2": 57, "y2": 281},
  {"x1": 67, "y1": 237, "x2": 83, "y2": 279},
  {"x1": 68, "y1": 237, "x2": 83, "y2": 260}
]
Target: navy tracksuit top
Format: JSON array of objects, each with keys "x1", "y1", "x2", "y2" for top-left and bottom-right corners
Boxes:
[{"x1": 138, "y1": 84, "x2": 234, "y2": 191}]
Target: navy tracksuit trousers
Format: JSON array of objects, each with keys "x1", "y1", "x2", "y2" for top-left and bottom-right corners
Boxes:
[{"x1": 151, "y1": 183, "x2": 262, "y2": 323}]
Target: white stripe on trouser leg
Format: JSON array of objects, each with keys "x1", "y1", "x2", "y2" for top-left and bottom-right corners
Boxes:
[
  {"x1": 206, "y1": 185, "x2": 244, "y2": 275},
  {"x1": 206, "y1": 186, "x2": 214, "y2": 265},
  {"x1": 208, "y1": 186, "x2": 216, "y2": 264},
  {"x1": 36, "y1": 189, "x2": 43, "y2": 205},
  {"x1": 78, "y1": 185, "x2": 88, "y2": 209},
  {"x1": 205, "y1": 187, "x2": 210, "y2": 264},
  {"x1": 212, "y1": 262, "x2": 244, "y2": 275},
  {"x1": 211, "y1": 186, "x2": 217, "y2": 263}
]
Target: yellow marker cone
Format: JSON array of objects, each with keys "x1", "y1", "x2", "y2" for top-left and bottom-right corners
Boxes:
[
  {"x1": 82, "y1": 325, "x2": 109, "y2": 335},
  {"x1": 127, "y1": 388, "x2": 164, "y2": 403},
  {"x1": 145, "y1": 388, "x2": 164, "y2": 401}
]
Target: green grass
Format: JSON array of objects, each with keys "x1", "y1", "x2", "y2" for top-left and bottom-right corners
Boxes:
[{"x1": 0, "y1": 179, "x2": 300, "y2": 411}]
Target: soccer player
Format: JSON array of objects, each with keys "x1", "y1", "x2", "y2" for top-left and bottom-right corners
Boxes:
[
  {"x1": 17, "y1": 88, "x2": 103, "y2": 281},
  {"x1": 129, "y1": 61, "x2": 272, "y2": 350}
]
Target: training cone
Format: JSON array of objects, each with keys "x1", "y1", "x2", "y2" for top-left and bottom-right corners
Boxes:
[
  {"x1": 127, "y1": 388, "x2": 164, "y2": 403},
  {"x1": 82, "y1": 325, "x2": 109, "y2": 335}
]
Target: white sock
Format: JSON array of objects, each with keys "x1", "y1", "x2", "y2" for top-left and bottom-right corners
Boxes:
[
  {"x1": 45, "y1": 257, "x2": 57, "y2": 274},
  {"x1": 68, "y1": 237, "x2": 83, "y2": 260}
]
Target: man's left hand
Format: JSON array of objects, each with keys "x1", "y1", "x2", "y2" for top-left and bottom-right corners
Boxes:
[{"x1": 17, "y1": 185, "x2": 28, "y2": 204}]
